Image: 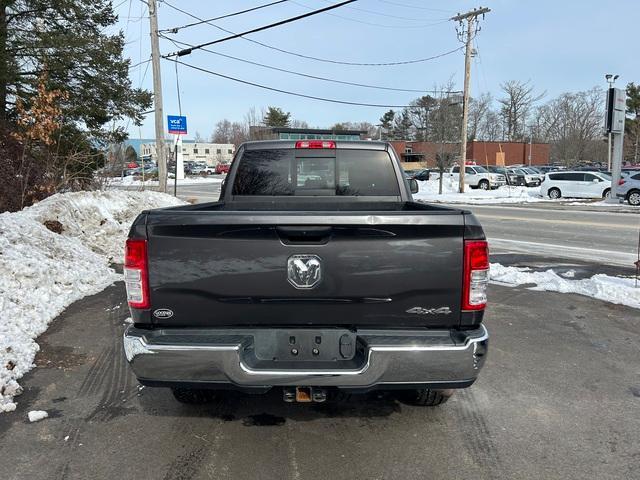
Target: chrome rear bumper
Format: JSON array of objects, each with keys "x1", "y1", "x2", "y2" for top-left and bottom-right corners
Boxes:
[{"x1": 123, "y1": 325, "x2": 488, "y2": 388}]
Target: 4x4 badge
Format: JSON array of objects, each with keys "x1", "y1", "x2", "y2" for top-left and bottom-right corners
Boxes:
[{"x1": 406, "y1": 307, "x2": 451, "y2": 315}]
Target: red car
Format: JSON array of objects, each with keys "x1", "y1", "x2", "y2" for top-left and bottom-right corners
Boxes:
[{"x1": 215, "y1": 164, "x2": 230, "y2": 174}]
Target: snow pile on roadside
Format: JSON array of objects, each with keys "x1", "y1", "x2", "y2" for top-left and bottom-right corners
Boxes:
[
  {"x1": 108, "y1": 176, "x2": 224, "y2": 187},
  {"x1": 0, "y1": 190, "x2": 185, "y2": 413},
  {"x1": 23, "y1": 190, "x2": 185, "y2": 261},
  {"x1": 413, "y1": 177, "x2": 547, "y2": 204},
  {"x1": 490, "y1": 263, "x2": 640, "y2": 309}
]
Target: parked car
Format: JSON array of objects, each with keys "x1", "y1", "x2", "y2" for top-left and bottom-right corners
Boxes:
[
  {"x1": 215, "y1": 163, "x2": 230, "y2": 174},
  {"x1": 541, "y1": 171, "x2": 612, "y2": 199},
  {"x1": 123, "y1": 140, "x2": 489, "y2": 406},
  {"x1": 412, "y1": 168, "x2": 430, "y2": 181},
  {"x1": 516, "y1": 167, "x2": 544, "y2": 186},
  {"x1": 487, "y1": 166, "x2": 519, "y2": 186},
  {"x1": 448, "y1": 165, "x2": 506, "y2": 189},
  {"x1": 616, "y1": 171, "x2": 640, "y2": 206}
]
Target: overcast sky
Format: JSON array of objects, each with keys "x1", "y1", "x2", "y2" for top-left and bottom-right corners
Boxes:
[{"x1": 118, "y1": 0, "x2": 639, "y2": 139}]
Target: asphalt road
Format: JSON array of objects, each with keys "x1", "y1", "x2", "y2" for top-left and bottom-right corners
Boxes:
[
  {"x1": 163, "y1": 182, "x2": 640, "y2": 269},
  {"x1": 1, "y1": 275, "x2": 639, "y2": 480}
]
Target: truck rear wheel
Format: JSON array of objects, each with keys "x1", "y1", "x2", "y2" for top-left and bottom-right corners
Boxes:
[
  {"x1": 402, "y1": 388, "x2": 453, "y2": 406},
  {"x1": 171, "y1": 387, "x2": 216, "y2": 404},
  {"x1": 478, "y1": 180, "x2": 490, "y2": 190}
]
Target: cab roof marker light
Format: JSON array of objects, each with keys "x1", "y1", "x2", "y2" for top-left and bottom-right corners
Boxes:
[{"x1": 295, "y1": 140, "x2": 336, "y2": 149}]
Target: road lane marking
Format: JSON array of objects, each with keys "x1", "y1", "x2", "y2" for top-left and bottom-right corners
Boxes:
[
  {"x1": 463, "y1": 204, "x2": 640, "y2": 217},
  {"x1": 476, "y1": 213, "x2": 635, "y2": 229},
  {"x1": 489, "y1": 238, "x2": 637, "y2": 267}
]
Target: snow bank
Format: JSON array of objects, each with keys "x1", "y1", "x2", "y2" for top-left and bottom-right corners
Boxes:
[
  {"x1": 28, "y1": 410, "x2": 48, "y2": 422},
  {"x1": 0, "y1": 191, "x2": 186, "y2": 412},
  {"x1": 107, "y1": 176, "x2": 224, "y2": 187},
  {"x1": 22, "y1": 190, "x2": 185, "y2": 261},
  {"x1": 413, "y1": 177, "x2": 548, "y2": 204},
  {"x1": 490, "y1": 263, "x2": 640, "y2": 309}
]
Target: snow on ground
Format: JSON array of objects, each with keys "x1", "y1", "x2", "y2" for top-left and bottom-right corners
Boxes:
[
  {"x1": 28, "y1": 410, "x2": 48, "y2": 422},
  {"x1": 413, "y1": 177, "x2": 549, "y2": 204},
  {"x1": 22, "y1": 190, "x2": 185, "y2": 262},
  {"x1": 0, "y1": 190, "x2": 185, "y2": 412},
  {"x1": 490, "y1": 263, "x2": 640, "y2": 309},
  {"x1": 107, "y1": 176, "x2": 224, "y2": 187}
]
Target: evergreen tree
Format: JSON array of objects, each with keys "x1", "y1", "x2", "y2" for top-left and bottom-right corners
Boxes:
[
  {"x1": 379, "y1": 110, "x2": 395, "y2": 140},
  {"x1": 0, "y1": 0, "x2": 151, "y2": 142},
  {"x1": 263, "y1": 106, "x2": 291, "y2": 127},
  {"x1": 392, "y1": 110, "x2": 413, "y2": 140}
]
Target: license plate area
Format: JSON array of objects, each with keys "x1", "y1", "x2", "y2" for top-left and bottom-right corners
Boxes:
[{"x1": 253, "y1": 329, "x2": 356, "y2": 362}]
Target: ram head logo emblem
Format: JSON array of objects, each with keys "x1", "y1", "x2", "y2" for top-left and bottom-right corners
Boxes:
[{"x1": 287, "y1": 254, "x2": 322, "y2": 289}]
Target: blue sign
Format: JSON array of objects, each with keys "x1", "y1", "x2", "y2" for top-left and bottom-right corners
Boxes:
[{"x1": 167, "y1": 115, "x2": 187, "y2": 134}]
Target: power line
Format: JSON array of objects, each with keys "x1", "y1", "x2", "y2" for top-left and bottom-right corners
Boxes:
[
  {"x1": 160, "y1": 1, "x2": 463, "y2": 65},
  {"x1": 290, "y1": 0, "x2": 449, "y2": 28},
  {"x1": 160, "y1": 0, "x2": 290, "y2": 34},
  {"x1": 376, "y1": 0, "x2": 451, "y2": 13},
  {"x1": 161, "y1": 36, "x2": 460, "y2": 94},
  {"x1": 164, "y1": 0, "x2": 357, "y2": 58},
  {"x1": 169, "y1": 58, "x2": 418, "y2": 108},
  {"x1": 317, "y1": 0, "x2": 448, "y2": 21}
]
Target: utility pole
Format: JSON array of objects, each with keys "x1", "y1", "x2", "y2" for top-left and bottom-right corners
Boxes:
[
  {"x1": 149, "y1": 0, "x2": 168, "y2": 193},
  {"x1": 451, "y1": 7, "x2": 490, "y2": 193}
]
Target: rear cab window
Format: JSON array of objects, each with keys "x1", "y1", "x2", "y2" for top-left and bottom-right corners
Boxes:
[{"x1": 232, "y1": 148, "x2": 400, "y2": 197}]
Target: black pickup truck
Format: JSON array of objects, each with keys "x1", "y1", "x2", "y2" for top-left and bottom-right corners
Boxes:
[{"x1": 123, "y1": 140, "x2": 489, "y2": 406}]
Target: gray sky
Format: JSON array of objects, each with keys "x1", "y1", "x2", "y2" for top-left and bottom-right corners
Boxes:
[{"x1": 119, "y1": 0, "x2": 639, "y2": 139}]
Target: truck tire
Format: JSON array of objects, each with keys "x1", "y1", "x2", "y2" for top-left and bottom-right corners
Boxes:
[
  {"x1": 171, "y1": 387, "x2": 216, "y2": 404},
  {"x1": 402, "y1": 388, "x2": 452, "y2": 406},
  {"x1": 602, "y1": 188, "x2": 611, "y2": 199},
  {"x1": 548, "y1": 187, "x2": 561, "y2": 199},
  {"x1": 478, "y1": 180, "x2": 490, "y2": 190},
  {"x1": 627, "y1": 190, "x2": 640, "y2": 206}
]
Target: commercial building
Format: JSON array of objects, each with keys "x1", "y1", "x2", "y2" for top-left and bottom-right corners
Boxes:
[
  {"x1": 390, "y1": 140, "x2": 550, "y2": 170},
  {"x1": 249, "y1": 126, "x2": 366, "y2": 141},
  {"x1": 139, "y1": 141, "x2": 235, "y2": 166}
]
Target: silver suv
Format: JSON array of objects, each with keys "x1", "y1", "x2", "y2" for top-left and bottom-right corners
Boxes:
[{"x1": 616, "y1": 171, "x2": 640, "y2": 206}]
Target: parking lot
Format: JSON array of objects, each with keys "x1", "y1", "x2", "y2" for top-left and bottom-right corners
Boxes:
[{"x1": 1, "y1": 255, "x2": 638, "y2": 480}]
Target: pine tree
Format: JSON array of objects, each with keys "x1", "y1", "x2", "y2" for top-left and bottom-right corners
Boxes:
[
  {"x1": 0, "y1": 0, "x2": 151, "y2": 142},
  {"x1": 263, "y1": 107, "x2": 291, "y2": 127}
]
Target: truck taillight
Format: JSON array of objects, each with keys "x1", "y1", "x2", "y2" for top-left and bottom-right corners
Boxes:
[
  {"x1": 462, "y1": 240, "x2": 489, "y2": 311},
  {"x1": 125, "y1": 239, "x2": 149, "y2": 309},
  {"x1": 295, "y1": 140, "x2": 336, "y2": 149}
]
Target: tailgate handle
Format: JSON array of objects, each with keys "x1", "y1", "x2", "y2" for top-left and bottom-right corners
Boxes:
[{"x1": 276, "y1": 226, "x2": 332, "y2": 244}]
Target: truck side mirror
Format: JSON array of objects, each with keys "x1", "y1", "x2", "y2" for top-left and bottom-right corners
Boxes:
[{"x1": 409, "y1": 178, "x2": 419, "y2": 194}]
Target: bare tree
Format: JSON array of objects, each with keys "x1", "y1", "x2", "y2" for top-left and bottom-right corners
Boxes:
[
  {"x1": 499, "y1": 80, "x2": 545, "y2": 141},
  {"x1": 535, "y1": 87, "x2": 605, "y2": 164},
  {"x1": 211, "y1": 119, "x2": 233, "y2": 144},
  {"x1": 468, "y1": 93, "x2": 493, "y2": 140}
]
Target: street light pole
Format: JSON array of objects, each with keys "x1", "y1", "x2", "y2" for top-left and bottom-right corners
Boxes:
[{"x1": 605, "y1": 74, "x2": 618, "y2": 171}]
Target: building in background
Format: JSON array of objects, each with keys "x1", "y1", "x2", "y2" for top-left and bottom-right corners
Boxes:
[
  {"x1": 139, "y1": 141, "x2": 235, "y2": 166},
  {"x1": 390, "y1": 140, "x2": 550, "y2": 170},
  {"x1": 250, "y1": 126, "x2": 366, "y2": 141}
]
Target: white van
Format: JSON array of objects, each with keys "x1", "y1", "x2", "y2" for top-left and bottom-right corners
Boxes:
[{"x1": 541, "y1": 171, "x2": 611, "y2": 199}]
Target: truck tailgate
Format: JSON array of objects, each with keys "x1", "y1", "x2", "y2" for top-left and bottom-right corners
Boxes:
[{"x1": 145, "y1": 211, "x2": 465, "y2": 328}]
